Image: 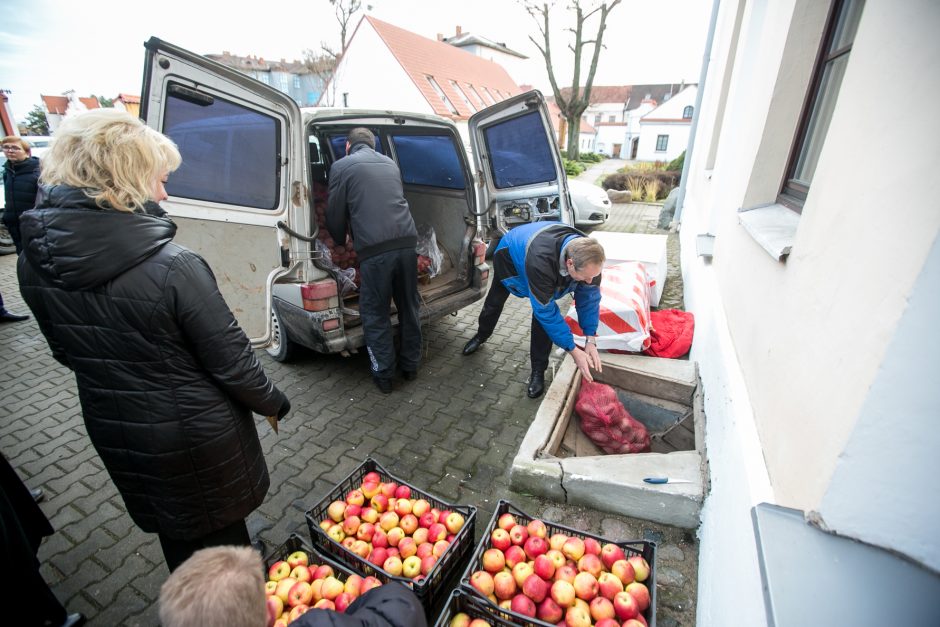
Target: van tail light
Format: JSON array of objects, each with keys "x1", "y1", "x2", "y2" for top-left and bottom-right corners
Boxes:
[
  {"x1": 472, "y1": 240, "x2": 486, "y2": 266},
  {"x1": 322, "y1": 318, "x2": 340, "y2": 331},
  {"x1": 301, "y1": 280, "x2": 339, "y2": 312}
]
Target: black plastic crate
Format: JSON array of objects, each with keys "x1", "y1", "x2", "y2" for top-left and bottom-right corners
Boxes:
[
  {"x1": 305, "y1": 457, "x2": 478, "y2": 617},
  {"x1": 434, "y1": 588, "x2": 518, "y2": 627},
  {"x1": 458, "y1": 500, "x2": 657, "y2": 627},
  {"x1": 263, "y1": 533, "x2": 363, "y2": 585}
]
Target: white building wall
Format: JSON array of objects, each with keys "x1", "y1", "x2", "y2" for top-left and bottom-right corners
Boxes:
[
  {"x1": 635, "y1": 121, "x2": 690, "y2": 162},
  {"x1": 594, "y1": 125, "x2": 627, "y2": 157},
  {"x1": 457, "y1": 44, "x2": 528, "y2": 86},
  {"x1": 681, "y1": 0, "x2": 940, "y2": 623},
  {"x1": 321, "y1": 21, "x2": 433, "y2": 114}
]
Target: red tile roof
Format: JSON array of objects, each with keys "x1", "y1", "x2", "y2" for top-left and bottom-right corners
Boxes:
[
  {"x1": 41, "y1": 95, "x2": 101, "y2": 115},
  {"x1": 116, "y1": 93, "x2": 140, "y2": 104},
  {"x1": 557, "y1": 84, "x2": 691, "y2": 110},
  {"x1": 364, "y1": 16, "x2": 521, "y2": 119}
]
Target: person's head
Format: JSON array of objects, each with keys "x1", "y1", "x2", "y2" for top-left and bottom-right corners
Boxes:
[
  {"x1": 159, "y1": 546, "x2": 266, "y2": 627},
  {"x1": 39, "y1": 109, "x2": 181, "y2": 212},
  {"x1": 346, "y1": 127, "x2": 375, "y2": 154},
  {"x1": 1, "y1": 136, "x2": 32, "y2": 162},
  {"x1": 565, "y1": 236, "x2": 606, "y2": 283}
]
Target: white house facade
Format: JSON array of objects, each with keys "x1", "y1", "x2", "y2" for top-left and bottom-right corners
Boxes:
[
  {"x1": 636, "y1": 85, "x2": 696, "y2": 162},
  {"x1": 679, "y1": 0, "x2": 939, "y2": 624}
]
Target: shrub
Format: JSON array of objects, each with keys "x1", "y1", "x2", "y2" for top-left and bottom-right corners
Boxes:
[
  {"x1": 578, "y1": 152, "x2": 604, "y2": 163},
  {"x1": 603, "y1": 169, "x2": 679, "y2": 201},
  {"x1": 628, "y1": 176, "x2": 646, "y2": 200},
  {"x1": 601, "y1": 172, "x2": 630, "y2": 191},
  {"x1": 667, "y1": 150, "x2": 685, "y2": 173},
  {"x1": 563, "y1": 159, "x2": 586, "y2": 176},
  {"x1": 643, "y1": 178, "x2": 662, "y2": 202}
]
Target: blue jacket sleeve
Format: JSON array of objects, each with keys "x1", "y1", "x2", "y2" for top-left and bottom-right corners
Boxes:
[{"x1": 573, "y1": 282, "x2": 602, "y2": 337}]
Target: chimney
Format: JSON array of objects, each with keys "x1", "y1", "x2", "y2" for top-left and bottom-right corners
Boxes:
[
  {"x1": 437, "y1": 33, "x2": 444, "y2": 41},
  {"x1": 456, "y1": 25, "x2": 462, "y2": 36}
]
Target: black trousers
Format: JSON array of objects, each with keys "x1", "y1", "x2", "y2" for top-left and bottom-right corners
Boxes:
[
  {"x1": 477, "y1": 248, "x2": 553, "y2": 373},
  {"x1": 358, "y1": 248, "x2": 422, "y2": 379},
  {"x1": 158, "y1": 518, "x2": 251, "y2": 572}
]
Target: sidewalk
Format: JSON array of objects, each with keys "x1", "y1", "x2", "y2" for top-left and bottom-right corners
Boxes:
[{"x1": 0, "y1": 197, "x2": 695, "y2": 626}]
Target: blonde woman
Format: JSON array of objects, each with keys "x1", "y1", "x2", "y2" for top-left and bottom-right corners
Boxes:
[{"x1": 16, "y1": 109, "x2": 290, "y2": 572}]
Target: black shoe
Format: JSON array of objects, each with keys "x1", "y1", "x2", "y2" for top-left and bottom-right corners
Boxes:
[
  {"x1": 373, "y1": 377, "x2": 392, "y2": 394},
  {"x1": 402, "y1": 370, "x2": 417, "y2": 381},
  {"x1": 30, "y1": 487, "x2": 44, "y2": 503},
  {"x1": 0, "y1": 311, "x2": 29, "y2": 322},
  {"x1": 462, "y1": 335, "x2": 484, "y2": 355},
  {"x1": 527, "y1": 370, "x2": 546, "y2": 398},
  {"x1": 61, "y1": 613, "x2": 86, "y2": 627}
]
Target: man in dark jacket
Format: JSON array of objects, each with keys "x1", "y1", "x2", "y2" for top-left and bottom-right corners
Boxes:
[
  {"x1": 462, "y1": 222, "x2": 605, "y2": 398},
  {"x1": 327, "y1": 128, "x2": 421, "y2": 393},
  {"x1": 2, "y1": 135, "x2": 41, "y2": 254}
]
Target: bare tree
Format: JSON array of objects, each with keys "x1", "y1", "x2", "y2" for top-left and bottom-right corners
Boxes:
[
  {"x1": 325, "y1": 0, "x2": 363, "y2": 57},
  {"x1": 305, "y1": 0, "x2": 365, "y2": 106},
  {"x1": 523, "y1": 0, "x2": 621, "y2": 159}
]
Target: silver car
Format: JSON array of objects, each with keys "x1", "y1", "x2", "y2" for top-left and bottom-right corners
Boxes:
[{"x1": 569, "y1": 178, "x2": 611, "y2": 227}]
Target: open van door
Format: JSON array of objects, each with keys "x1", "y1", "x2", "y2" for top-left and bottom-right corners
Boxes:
[
  {"x1": 141, "y1": 37, "x2": 305, "y2": 346},
  {"x1": 468, "y1": 90, "x2": 574, "y2": 239}
]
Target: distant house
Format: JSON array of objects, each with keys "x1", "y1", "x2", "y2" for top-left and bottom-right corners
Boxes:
[
  {"x1": 41, "y1": 91, "x2": 100, "y2": 133},
  {"x1": 323, "y1": 15, "x2": 521, "y2": 138},
  {"x1": 555, "y1": 83, "x2": 693, "y2": 158},
  {"x1": 205, "y1": 51, "x2": 324, "y2": 107},
  {"x1": 113, "y1": 93, "x2": 141, "y2": 118},
  {"x1": 0, "y1": 90, "x2": 16, "y2": 136},
  {"x1": 441, "y1": 25, "x2": 529, "y2": 85},
  {"x1": 635, "y1": 85, "x2": 696, "y2": 162}
]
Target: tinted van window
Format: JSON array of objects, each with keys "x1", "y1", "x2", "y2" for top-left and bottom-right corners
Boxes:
[
  {"x1": 484, "y1": 110, "x2": 556, "y2": 189},
  {"x1": 163, "y1": 87, "x2": 280, "y2": 209},
  {"x1": 392, "y1": 135, "x2": 466, "y2": 189}
]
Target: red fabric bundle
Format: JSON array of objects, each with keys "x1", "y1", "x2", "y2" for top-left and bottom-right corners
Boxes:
[
  {"x1": 643, "y1": 309, "x2": 695, "y2": 358},
  {"x1": 575, "y1": 380, "x2": 651, "y2": 454}
]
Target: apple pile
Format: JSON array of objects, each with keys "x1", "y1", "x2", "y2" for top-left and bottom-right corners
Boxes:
[
  {"x1": 464, "y1": 513, "x2": 652, "y2": 627},
  {"x1": 265, "y1": 548, "x2": 383, "y2": 626},
  {"x1": 318, "y1": 471, "x2": 466, "y2": 583}
]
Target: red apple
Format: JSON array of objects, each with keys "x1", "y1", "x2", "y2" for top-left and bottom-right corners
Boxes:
[
  {"x1": 362, "y1": 471, "x2": 381, "y2": 484},
  {"x1": 399, "y1": 513, "x2": 418, "y2": 535},
  {"x1": 427, "y1": 522, "x2": 448, "y2": 542},
  {"x1": 509, "y1": 524, "x2": 529, "y2": 546},
  {"x1": 398, "y1": 537, "x2": 417, "y2": 559},
  {"x1": 444, "y1": 512, "x2": 465, "y2": 534},
  {"x1": 265, "y1": 580, "x2": 278, "y2": 596},
  {"x1": 565, "y1": 603, "x2": 592, "y2": 627},
  {"x1": 504, "y1": 545, "x2": 526, "y2": 569},
  {"x1": 312, "y1": 598, "x2": 334, "y2": 611},
  {"x1": 481, "y1": 548, "x2": 506, "y2": 573},
  {"x1": 371, "y1": 527, "x2": 388, "y2": 548},
  {"x1": 342, "y1": 514, "x2": 361, "y2": 536},
  {"x1": 532, "y1": 554, "x2": 555, "y2": 580},
  {"x1": 611, "y1": 558, "x2": 636, "y2": 586},
  {"x1": 360, "y1": 480, "x2": 381, "y2": 499},
  {"x1": 578, "y1": 553, "x2": 604, "y2": 578},
  {"x1": 583, "y1": 537, "x2": 602, "y2": 556},
  {"x1": 524, "y1": 535, "x2": 549, "y2": 560},
  {"x1": 411, "y1": 527, "x2": 429, "y2": 546},
  {"x1": 341, "y1": 537, "x2": 356, "y2": 550},
  {"x1": 490, "y1": 528, "x2": 511, "y2": 551},
  {"x1": 497, "y1": 512, "x2": 517, "y2": 531},
  {"x1": 312, "y1": 564, "x2": 333, "y2": 580},
  {"x1": 274, "y1": 577, "x2": 297, "y2": 604},
  {"x1": 394, "y1": 484, "x2": 412, "y2": 499},
  {"x1": 345, "y1": 489, "x2": 365, "y2": 506},
  {"x1": 290, "y1": 565, "x2": 311, "y2": 583},
  {"x1": 268, "y1": 561, "x2": 291, "y2": 582},
  {"x1": 562, "y1": 537, "x2": 585, "y2": 561},
  {"x1": 613, "y1": 590, "x2": 640, "y2": 620},
  {"x1": 550, "y1": 578, "x2": 576, "y2": 608},
  {"x1": 625, "y1": 581, "x2": 650, "y2": 611},
  {"x1": 627, "y1": 555, "x2": 650, "y2": 582},
  {"x1": 624, "y1": 619, "x2": 647, "y2": 627},
  {"x1": 595, "y1": 619, "x2": 620, "y2": 627},
  {"x1": 536, "y1": 597, "x2": 564, "y2": 623},
  {"x1": 368, "y1": 546, "x2": 388, "y2": 568},
  {"x1": 418, "y1": 511, "x2": 436, "y2": 528},
  {"x1": 355, "y1": 522, "x2": 375, "y2": 542},
  {"x1": 287, "y1": 580, "x2": 314, "y2": 607},
  {"x1": 589, "y1": 596, "x2": 615, "y2": 621},
  {"x1": 469, "y1": 570, "x2": 495, "y2": 596},
  {"x1": 549, "y1": 533, "x2": 569, "y2": 551},
  {"x1": 343, "y1": 574, "x2": 362, "y2": 597},
  {"x1": 334, "y1": 591, "x2": 354, "y2": 613},
  {"x1": 288, "y1": 604, "x2": 310, "y2": 622},
  {"x1": 554, "y1": 563, "x2": 578, "y2": 584},
  {"x1": 522, "y1": 573, "x2": 549, "y2": 603},
  {"x1": 511, "y1": 561, "x2": 534, "y2": 588},
  {"x1": 573, "y1": 571, "x2": 598, "y2": 601},
  {"x1": 493, "y1": 570, "x2": 517, "y2": 600},
  {"x1": 545, "y1": 549, "x2": 566, "y2": 570},
  {"x1": 383, "y1": 556, "x2": 403, "y2": 576},
  {"x1": 394, "y1": 498, "x2": 413, "y2": 517},
  {"x1": 432, "y1": 539, "x2": 450, "y2": 557},
  {"x1": 380, "y1": 481, "x2": 398, "y2": 498},
  {"x1": 360, "y1": 576, "x2": 382, "y2": 594},
  {"x1": 370, "y1": 493, "x2": 389, "y2": 513},
  {"x1": 386, "y1": 526, "x2": 405, "y2": 547},
  {"x1": 600, "y1": 543, "x2": 626, "y2": 569},
  {"x1": 327, "y1": 500, "x2": 347, "y2": 523},
  {"x1": 411, "y1": 498, "x2": 430, "y2": 517},
  {"x1": 286, "y1": 550, "x2": 309, "y2": 569},
  {"x1": 266, "y1": 595, "x2": 284, "y2": 625},
  {"x1": 402, "y1": 555, "x2": 422, "y2": 578},
  {"x1": 510, "y1": 593, "x2": 536, "y2": 618},
  {"x1": 597, "y1": 571, "x2": 624, "y2": 600},
  {"x1": 416, "y1": 542, "x2": 433, "y2": 559},
  {"x1": 350, "y1": 540, "x2": 371, "y2": 559},
  {"x1": 420, "y1": 554, "x2": 438, "y2": 576},
  {"x1": 526, "y1": 518, "x2": 548, "y2": 539}
]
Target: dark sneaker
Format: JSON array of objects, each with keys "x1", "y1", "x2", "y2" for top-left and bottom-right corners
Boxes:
[
  {"x1": 402, "y1": 370, "x2": 417, "y2": 381},
  {"x1": 373, "y1": 377, "x2": 393, "y2": 394}
]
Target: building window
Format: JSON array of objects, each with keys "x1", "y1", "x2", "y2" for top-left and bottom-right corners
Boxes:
[
  {"x1": 257, "y1": 72, "x2": 270, "y2": 85},
  {"x1": 656, "y1": 135, "x2": 668, "y2": 151},
  {"x1": 683, "y1": 106, "x2": 693, "y2": 119},
  {"x1": 450, "y1": 80, "x2": 476, "y2": 112},
  {"x1": 781, "y1": 0, "x2": 864, "y2": 208},
  {"x1": 279, "y1": 75, "x2": 289, "y2": 93},
  {"x1": 293, "y1": 76, "x2": 301, "y2": 89},
  {"x1": 480, "y1": 87, "x2": 496, "y2": 106},
  {"x1": 467, "y1": 85, "x2": 487, "y2": 109},
  {"x1": 426, "y1": 76, "x2": 458, "y2": 114},
  {"x1": 594, "y1": 114, "x2": 601, "y2": 125},
  {"x1": 608, "y1": 115, "x2": 616, "y2": 123}
]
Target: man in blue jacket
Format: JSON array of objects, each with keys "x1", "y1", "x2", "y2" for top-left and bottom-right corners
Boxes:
[
  {"x1": 462, "y1": 222, "x2": 605, "y2": 398},
  {"x1": 327, "y1": 128, "x2": 421, "y2": 394}
]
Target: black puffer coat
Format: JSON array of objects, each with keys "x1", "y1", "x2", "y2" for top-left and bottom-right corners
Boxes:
[
  {"x1": 2, "y1": 155, "x2": 40, "y2": 252},
  {"x1": 17, "y1": 186, "x2": 288, "y2": 540}
]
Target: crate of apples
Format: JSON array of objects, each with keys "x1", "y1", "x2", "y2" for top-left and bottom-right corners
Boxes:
[
  {"x1": 305, "y1": 457, "x2": 477, "y2": 616},
  {"x1": 459, "y1": 500, "x2": 656, "y2": 627},
  {"x1": 263, "y1": 534, "x2": 383, "y2": 626},
  {"x1": 434, "y1": 588, "x2": 519, "y2": 627}
]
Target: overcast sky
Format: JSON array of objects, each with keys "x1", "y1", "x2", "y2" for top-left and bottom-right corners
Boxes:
[{"x1": 1, "y1": 0, "x2": 711, "y2": 122}]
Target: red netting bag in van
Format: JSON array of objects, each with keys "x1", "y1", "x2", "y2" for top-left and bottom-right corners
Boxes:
[{"x1": 575, "y1": 380, "x2": 651, "y2": 454}]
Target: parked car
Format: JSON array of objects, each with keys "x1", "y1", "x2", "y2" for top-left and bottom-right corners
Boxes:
[
  {"x1": 141, "y1": 38, "x2": 573, "y2": 361},
  {"x1": 568, "y1": 179, "x2": 611, "y2": 228}
]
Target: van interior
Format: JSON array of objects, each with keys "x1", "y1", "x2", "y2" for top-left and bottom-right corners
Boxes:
[{"x1": 308, "y1": 124, "x2": 479, "y2": 329}]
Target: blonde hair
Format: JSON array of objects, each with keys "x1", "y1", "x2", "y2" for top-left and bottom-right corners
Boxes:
[
  {"x1": 39, "y1": 109, "x2": 181, "y2": 212},
  {"x1": 159, "y1": 546, "x2": 266, "y2": 627},
  {"x1": 1, "y1": 136, "x2": 32, "y2": 155},
  {"x1": 566, "y1": 237, "x2": 606, "y2": 270}
]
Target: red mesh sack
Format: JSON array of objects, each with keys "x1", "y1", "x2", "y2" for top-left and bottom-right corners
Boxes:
[{"x1": 575, "y1": 380, "x2": 651, "y2": 454}]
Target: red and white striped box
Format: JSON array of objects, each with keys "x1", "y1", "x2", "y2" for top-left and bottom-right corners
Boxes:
[{"x1": 565, "y1": 261, "x2": 652, "y2": 352}]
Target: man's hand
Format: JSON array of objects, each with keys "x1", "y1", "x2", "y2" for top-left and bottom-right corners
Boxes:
[
  {"x1": 584, "y1": 341, "x2": 603, "y2": 374},
  {"x1": 570, "y1": 346, "x2": 597, "y2": 382}
]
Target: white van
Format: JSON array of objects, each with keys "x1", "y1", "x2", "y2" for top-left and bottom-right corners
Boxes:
[{"x1": 141, "y1": 38, "x2": 573, "y2": 360}]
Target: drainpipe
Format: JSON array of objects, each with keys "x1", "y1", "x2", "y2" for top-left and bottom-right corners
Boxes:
[{"x1": 673, "y1": 0, "x2": 721, "y2": 226}]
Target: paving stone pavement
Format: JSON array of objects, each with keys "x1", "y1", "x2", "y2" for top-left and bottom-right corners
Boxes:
[{"x1": 0, "y1": 180, "x2": 696, "y2": 626}]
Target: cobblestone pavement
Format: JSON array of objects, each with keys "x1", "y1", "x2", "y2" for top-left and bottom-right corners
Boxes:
[{"x1": 0, "y1": 177, "x2": 696, "y2": 626}]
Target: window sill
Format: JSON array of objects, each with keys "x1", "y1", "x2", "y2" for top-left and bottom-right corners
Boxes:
[{"x1": 738, "y1": 203, "x2": 799, "y2": 261}]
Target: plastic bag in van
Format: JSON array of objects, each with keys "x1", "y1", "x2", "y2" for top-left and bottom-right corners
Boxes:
[{"x1": 416, "y1": 225, "x2": 443, "y2": 278}]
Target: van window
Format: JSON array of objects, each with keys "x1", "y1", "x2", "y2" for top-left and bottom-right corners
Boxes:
[
  {"x1": 391, "y1": 134, "x2": 466, "y2": 189},
  {"x1": 483, "y1": 110, "x2": 557, "y2": 189},
  {"x1": 163, "y1": 86, "x2": 280, "y2": 209},
  {"x1": 328, "y1": 132, "x2": 385, "y2": 160}
]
